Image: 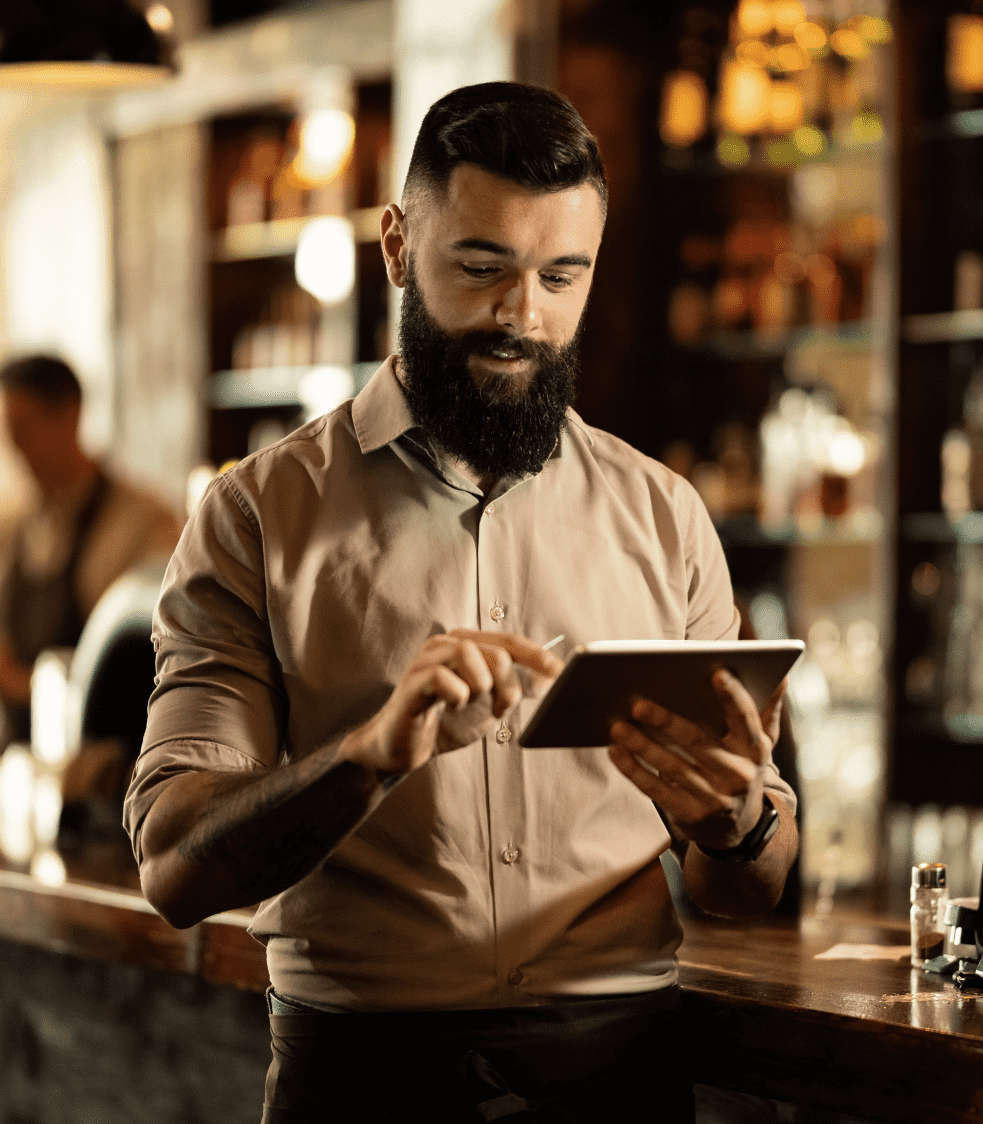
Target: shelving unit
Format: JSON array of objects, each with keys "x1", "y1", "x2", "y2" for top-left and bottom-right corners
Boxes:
[
  {"x1": 202, "y1": 80, "x2": 392, "y2": 467},
  {"x1": 888, "y1": 1, "x2": 983, "y2": 828},
  {"x1": 603, "y1": 0, "x2": 899, "y2": 899}
]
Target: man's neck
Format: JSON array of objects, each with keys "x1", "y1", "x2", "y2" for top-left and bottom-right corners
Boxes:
[
  {"x1": 39, "y1": 451, "x2": 100, "y2": 502},
  {"x1": 440, "y1": 451, "x2": 498, "y2": 496}
]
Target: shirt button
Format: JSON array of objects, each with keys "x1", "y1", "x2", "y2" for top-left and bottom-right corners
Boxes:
[
  {"x1": 501, "y1": 846, "x2": 520, "y2": 864},
  {"x1": 490, "y1": 602, "x2": 505, "y2": 622},
  {"x1": 485, "y1": 503, "x2": 496, "y2": 516},
  {"x1": 495, "y1": 725, "x2": 512, "y2": 744},
  {"x1": 508, "y1": 969, "x2": 523, "y2": 986}
]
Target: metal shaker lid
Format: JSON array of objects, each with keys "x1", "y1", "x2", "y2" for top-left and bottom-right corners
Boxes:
[{"x1": 912, "y1": 862, "x2": 947, "y2": 889}]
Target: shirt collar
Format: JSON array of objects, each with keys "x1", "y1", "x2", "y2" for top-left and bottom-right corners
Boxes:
[
  {"x1": 350, "y1": 355, "x2": 596, "y2": 458},
  {"x1": 351, "y1": 357, "x2": 418, "y2": 454}
]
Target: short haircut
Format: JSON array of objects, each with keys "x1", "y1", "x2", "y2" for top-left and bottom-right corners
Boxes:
[
  {"x1": 403, "y1": 81, "x2": 607, "y2": 214},
  {"x1": 0, "y1": 355, "x2": 82, "y2": 408}
]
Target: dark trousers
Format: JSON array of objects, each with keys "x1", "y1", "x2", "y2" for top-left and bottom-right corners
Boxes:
[{"x1": 262, "y1": 986, "x2": 695, "y2": 1123}]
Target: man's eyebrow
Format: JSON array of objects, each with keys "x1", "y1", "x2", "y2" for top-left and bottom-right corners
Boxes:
[{"x1": 450, "y1": 238, "x2": 593, "y2": 268}]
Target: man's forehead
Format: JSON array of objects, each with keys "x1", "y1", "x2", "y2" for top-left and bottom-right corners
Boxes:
[{"x1": 418, "y1": 164, "x2": 604, "y2": 250}]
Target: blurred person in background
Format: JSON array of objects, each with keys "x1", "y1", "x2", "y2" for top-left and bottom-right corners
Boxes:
[{"x1": 0, "y1": 354, "x2": 181, "y2": 747}]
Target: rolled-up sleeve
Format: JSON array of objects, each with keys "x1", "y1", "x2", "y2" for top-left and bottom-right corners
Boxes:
[{"x1": 123, "y1": 474, "x2": 285, "y2": 861}]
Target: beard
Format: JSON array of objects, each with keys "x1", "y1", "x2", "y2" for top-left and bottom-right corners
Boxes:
[{"x1": 396, "y1": 263, "x2": 580, "y2": 480}]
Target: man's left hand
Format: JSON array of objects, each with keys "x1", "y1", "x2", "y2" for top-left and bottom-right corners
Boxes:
[{"x1": 607, "y1": 669, "x2": 785, "y2": 852}]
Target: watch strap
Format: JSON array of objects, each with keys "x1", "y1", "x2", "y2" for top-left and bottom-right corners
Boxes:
[{"x1": 696, "y1": 794, "x2": 779, "y2": 863}]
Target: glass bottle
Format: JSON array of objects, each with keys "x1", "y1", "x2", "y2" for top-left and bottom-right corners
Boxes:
[{"x1": 910, "y1": 862, "x2": 948, "y2": 966}]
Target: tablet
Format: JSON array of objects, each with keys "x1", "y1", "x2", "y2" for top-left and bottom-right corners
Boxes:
[{"x1": 518, "y1": 639, "x2": 804, "y2": 748}]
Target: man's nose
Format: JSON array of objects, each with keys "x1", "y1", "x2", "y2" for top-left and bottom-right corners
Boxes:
[{"x1": 495, "y1": 274, "x2": 541, "y2": 335}]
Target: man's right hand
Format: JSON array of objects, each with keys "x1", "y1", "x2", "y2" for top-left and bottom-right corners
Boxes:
[
  {"x1": 136, "y1": 628, "x2": 562, "y2": 928},
  {"x1": 340, "y1": 629, "x2": 564, "y2": 776}
]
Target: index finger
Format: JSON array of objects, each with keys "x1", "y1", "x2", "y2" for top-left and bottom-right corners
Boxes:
[
  {"x1": 711, "y1": 668, "x2": 772, "y2": 762},
  {"x1": 447, "y1": 629, "x2": 564, "y2": 678}
]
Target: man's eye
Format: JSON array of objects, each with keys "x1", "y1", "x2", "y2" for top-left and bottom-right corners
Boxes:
[
  {"x1": 461, "y1": 264, "x2": 499, "y2": 278},
  {"x1": 542, "y1": 273, "x2": 574, "y2": 288}
]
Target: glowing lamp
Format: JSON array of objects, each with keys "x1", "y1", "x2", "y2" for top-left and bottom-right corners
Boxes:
[
  {"x1": 770, "y1": 81, "x2": 805, "y2": 133},
  {"x1": 736, "y1": 0, "x2": 773, "y2": 39},
  {"x1": 145, "y1": 5, "x2": 175, "y2": 34},
  {"x1": 0, "y1": 747, "x2": 35, "y2": 864},
  {"x1": 770, "y1": 43, "x2": 810, "y2": 73},
  {"x1": 793, "y1": 124, "x2": 826, "y2": 156},
  {"x1": 736, "y1": 40, "x2": 770, "y2": 66},
  {"x1": 851, "y1": 112, "x2": 884, "y2": 145},
  {"x1": 719, "y1": 60, "x2": 771, "y2": 135},
  {"x1": 830, "y1": 28, "x2": 870, "y2": 60},
  {"x1": 298, "y1": 366, "x2": 355, "y2": 420},
  {"x1": 0, "y1": 0, "x2": 174, "y2": 90},
  {"x1": 295, "y1": 217, "x2": 355, "y2": 305},
  {"x1": 659, "y1": 71, "x2": 709, "y2": 147},
  {"x1": 949, "y1": 15, "x2": 983, "y2": 93},
  {"x1": 717, "y1": 134, "x2": 751, "y2": 167},
  {"x1": 794, "y1": 22, "x2": 828, "y2": 53},
  {"x1": 856, "y1": 15, "x2": 892, "y2": 44},
  {"x1": 293, "y1": 109, "x2": 356, "y2": 187},
  {"x1": 31, "y1": 650, "x2": 72, "y2": 768},
  {"x1": 827, "y1": 429, "x2": 866, "y2": 476},
  {"x1": 771, "y1": 1, "x2": 807, "y2": 37}
]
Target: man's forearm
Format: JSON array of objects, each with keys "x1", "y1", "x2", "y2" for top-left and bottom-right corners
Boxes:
[
  {"x1": 680, "y1": 795, "x2": 798, "y2": 918},
  {"x1": 139, "y1": 746, "x2": 383, "y2": 928}
]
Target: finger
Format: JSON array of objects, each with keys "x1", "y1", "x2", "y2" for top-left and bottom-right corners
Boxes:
[
  {"x1": 412, "y1": 636, "x2": 498, "y2": 702},
  {"x1": 609, "y1": 719, "x2": 707, "y2": 792},
  {"x1": 711, "y1": 669, "x2": 772, "y2": 763},
  {"x1": 472, "y1": 642, "x2": 522, "y2": 717},
  {"x1": 628, "y1": 697, "x2": 715, "y2": 755},
  {"x1": 760, "y1": 678, "x2": 787, "y2": 745},
  {"x1": 607, "y1": 743, "x2": 707, "y2": 820},
  {"x1": 611, "y1": 717, "x2": 759, "y2": 805},
  {"x1": 402, "y1": 663, "x2": 473, "y2": 715},
  {"x1": 446, "y1": 638, "x2": 497, "y2": 699},
  {"x1": 448, "y1": 628, "x2": 564, "y2": 678}
]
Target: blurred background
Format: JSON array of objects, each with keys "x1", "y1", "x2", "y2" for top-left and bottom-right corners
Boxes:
[
  {"x1": 5, "y1": 2, "x2": 983, "y2": 1120},
  {"x1": 1, "y1": 0, "x2": 983, "y2": 919}
]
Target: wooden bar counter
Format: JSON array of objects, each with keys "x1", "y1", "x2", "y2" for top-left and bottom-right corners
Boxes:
[
  {"x1": 679, "y1": 912, "x2": 983, "y2": 1122},
  {"x1": 2, "y1": 855, "x2": 981, "y2": 1122}
]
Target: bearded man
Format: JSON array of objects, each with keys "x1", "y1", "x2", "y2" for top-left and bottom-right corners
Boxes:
[{"x1": 125, "y1": 82, "x2": 797, "y2": 1124}]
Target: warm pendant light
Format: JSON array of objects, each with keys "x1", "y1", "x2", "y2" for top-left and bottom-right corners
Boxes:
[{"x1": 0, "y1": 0, "x2": 175, "y2": 91}]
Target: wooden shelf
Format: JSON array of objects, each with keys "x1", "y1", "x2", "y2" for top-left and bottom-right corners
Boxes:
[
  {"x1": 680, "y1": 320, "x2": 873, "y2": 361},
  {"x1": 903, "y1": 309, "x2": 983, "y2": 344},
  {"x1": 661, "y1": 138, "x2": 885, "y2": 178},
  {"x1": 208, "y1": 361, "x2": 378, "y2": 410},
  {"x1": 718, "y1": 512, "x2": 883, "y2": 549},
  {"x1": 212, "y1": 206, "x2": 386, "y2": 262},
  {"x1": 901, "y1": 512, "x2": 983, "y2": 543}
]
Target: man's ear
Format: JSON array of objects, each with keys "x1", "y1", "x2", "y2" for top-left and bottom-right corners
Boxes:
[{"x1": 380, "y1": 204, "x2": 410, "y2": 288}]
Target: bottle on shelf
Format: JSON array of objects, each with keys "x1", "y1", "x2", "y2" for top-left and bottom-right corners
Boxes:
[{"x1": 226, "y1": 129, "x2": 283, "y2": 227}]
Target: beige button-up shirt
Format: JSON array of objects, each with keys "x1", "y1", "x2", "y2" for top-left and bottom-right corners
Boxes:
[{"x1": 125, "y1": 360, "x2": 794, "y2": 1012}]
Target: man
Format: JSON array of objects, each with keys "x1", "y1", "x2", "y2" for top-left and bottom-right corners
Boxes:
[
  {"x1": 124, "y1": 83, "x2": 797, "y2": 1122},
  {"x1": 0, "y1": 355, "x2": 181, "y2": 746}
]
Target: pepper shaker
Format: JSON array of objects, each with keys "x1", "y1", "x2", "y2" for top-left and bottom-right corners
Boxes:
[{"x1": 911, "y1": 862, "x2": 947, "y2": 966}]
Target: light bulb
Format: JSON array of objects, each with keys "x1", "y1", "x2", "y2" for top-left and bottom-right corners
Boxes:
[{"x1": 295, "y1": 217, "x2": 355, "y2": 305}]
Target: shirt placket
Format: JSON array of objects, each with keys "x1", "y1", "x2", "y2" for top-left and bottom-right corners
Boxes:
[{"x1": 475, "y1": 493, "x2": 532, "y2": 1005}]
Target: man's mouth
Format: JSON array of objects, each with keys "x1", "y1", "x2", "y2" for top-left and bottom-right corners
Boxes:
[{"x1": 481, "y1": 340, "x2": 530, "y2": 362}]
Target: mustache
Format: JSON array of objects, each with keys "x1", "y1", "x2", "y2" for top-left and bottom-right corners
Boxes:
[{"x1": 455, "y1": 332, "x2": 559, "y2": 361}]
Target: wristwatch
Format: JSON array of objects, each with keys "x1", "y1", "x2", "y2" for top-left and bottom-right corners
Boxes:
[{"x1": 696, "y1": 794, "x2": 780, "y2": 863}]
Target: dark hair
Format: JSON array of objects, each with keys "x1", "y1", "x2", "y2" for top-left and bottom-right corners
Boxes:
[
  {"x1": 404, "y1": 82, "x2": 607, "y2": 213},
  {"x1": 0, "y1": 354, "x2": 82, "y2": 408}
]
